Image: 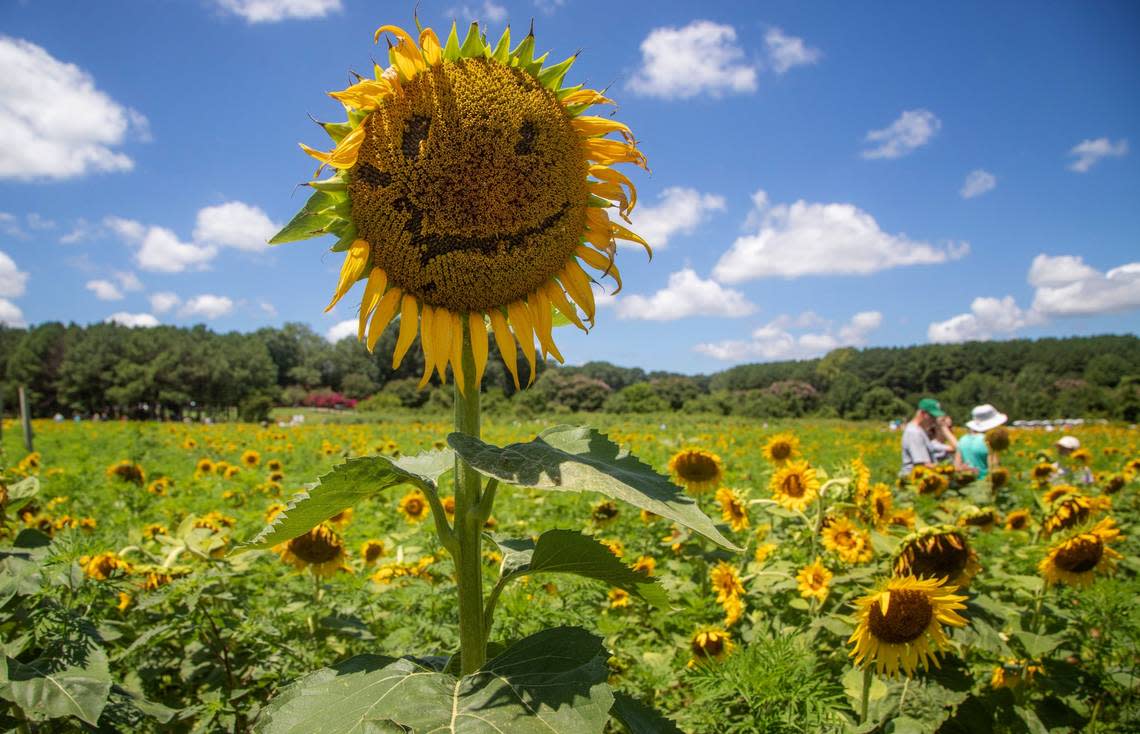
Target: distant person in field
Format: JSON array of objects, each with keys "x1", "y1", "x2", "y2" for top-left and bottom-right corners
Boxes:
[
  {"x1": 900, "y1": 398, "x2": 956, "y2": 477},
  {"x1": 1053, "y1": 435, "x2": 1093, "y2": 485},
  {"x1": 927, "y1": 414, "x2": 957, "y2": 463},
  {"x1": 956, "y1": 404, "x2": 1008, "y2": 479}
]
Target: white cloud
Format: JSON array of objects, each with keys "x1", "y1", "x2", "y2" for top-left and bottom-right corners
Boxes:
[
  {"x1": 862, "y1": 109, "x2": 941, "y2": 160},
  {"x1": 615, "y1": 268, "x2": 755, "y2": 321},
  {"x1": 447, "y1": 1, "x2": 508, "y2": 22},
  {"x1": 960, "y1": 169, "x2": 997, "y2": 199},
  {"x1": 59, "y1": 219, "x2": 93, "y2": 244},
  {"x1": 764, "y1": 28, "x2": 821, "y2": 73},
  {"x1": 149, "y1": 292, "x2": 181, "y2": 314},
  {"x1": 1067, "y1": 137, "x2": 1128, "y2": 173},
  {"x1": 695, "y1": 310, "x2": 884, "y2": 362},
  {"x1": 215, "y1": 0, "x2": 342, "y2": 23},
  {"x1": 0, "y1": 37, "x2": 146, "y2": 180},
  {"x1": 1030, "y1": 255, "x2": 1140, "y2": 317},
  {"x1": 86, "y1": 279, "x2": 124, "y2": 301},
  {"x1": 326, "y1": 318, "x2": 358, "y2": 342},
  {"x1": 136, "y1": 227, "x2": 217, "y2": 273},
  {"x1": 106, "y1": 312, "x2": 159, "y2": 328},
  {"x1": 0, "y1": 298, "x2": 24, "y2": 327},
  {"x1": 928, "y1": 296, "x2": 1040, "y2": 343},
  {"x1": 104, "y1": 216, "x2": 146, "y2": 243},
  {"x1": 713, "y1": 190, "x2": 968, "y2": 282},
  {"x1": 193, "y1": 201, "x2": 278, "y2": 252},
  {"x1": 626, "y1": 187, "x2": 725, "y2": 250},
  {"x1": 114, "y1": 271, "x2": 143, "y2": 292},
  {"x1": 180, "y1": 294, "x2": 234, "y2": 320},
  {"x1": 628, "y1": 21, "x2": 757, "y2": 100},
  {"x1": 27, "y1": 214, "x2": 54, "y2": 230},
  {"x1": 259, "y1": 300, "x2": 278, "y2": 317},
  {"x1": 0, "y1": 250, "x2": 29, "y2": 298}
]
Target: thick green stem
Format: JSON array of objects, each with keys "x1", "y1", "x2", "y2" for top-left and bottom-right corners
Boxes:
[
  {"x1": 453, "y1": 320, "x2": 487, "y2": 674},
  {"x1": 859, "y1": 667, "x2": 873, "y2": 723}
]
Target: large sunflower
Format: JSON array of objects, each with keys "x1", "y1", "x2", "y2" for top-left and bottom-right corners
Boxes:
[
  {"x1": 275, "y1": 21, "x2": 648, "y2": 390},
  {"x1": 892, "y1": 526, "x2": 981, "y2": 588},
  {"x1": 668, "y1": 448, "x2": 723, "y2": 494},
  {"x1": 848, "y1": 575, "x2": 968, "y2": 677},
  {"x1": 276, "y1": 523, "x2": 348, "y2": 577},
  {"x1": 1039, "y1": 518, "x2": 1122, "y2": 587},
  {"x1": 770, "y1": 460, "x2": 820, "y2": 512}
]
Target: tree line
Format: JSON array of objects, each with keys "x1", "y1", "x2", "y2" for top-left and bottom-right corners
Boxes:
[{"x1": 1, "y1": 323, "x2": 1137, "y2": 423}]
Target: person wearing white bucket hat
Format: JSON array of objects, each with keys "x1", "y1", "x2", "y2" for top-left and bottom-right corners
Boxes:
[{"x1": 956, "y1": 404, "x2": 1008, "y2": 478}]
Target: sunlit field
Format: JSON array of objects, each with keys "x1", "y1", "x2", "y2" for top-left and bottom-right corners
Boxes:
[{"x1": 3, "y1": 415, "x2": 1137, "y2": 732}]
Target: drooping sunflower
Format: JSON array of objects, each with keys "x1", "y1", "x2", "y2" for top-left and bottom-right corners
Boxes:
[
  {"x1": 1004, "y1": 509, "x2": 1032, "y2": 531},
  {"x1": 276, "y1": 523, "x2": 348, "y2": 577},
  {"x1": 1102, "y1": 474, "x2": 1126, "y2": 495},
  {"x1": 762, "y1": 433, "x2": 800, "y2": 464},
  {"x1": 1043, "y1": 494, "x2": 1106, "y2": 536},
  {"x1": 668, "y1": 448, "x2": 724, "y2": 494},
  {"x1": 631, "y1": 555, "x2": 656, "y2": 576},
  {"x1": 1070, "y1": 447, "x2": 1093, "y2": 465},
  {"x1": 1039, "y1": 518, "x2": 1122, "y2": 587},
  {"x1": 821, "y1": 516, "x2": 873, "y2": 564},
  {"x1": 848, "y1": 575, "x2": 968, "y2": 677},
  {"x1": 1031, "y1": 462, "x2": 1055, "y2": 483},
  {"x1": 989, "y1": 466, "x2": 1009, "y2": 491},
  {"x1": 106, "y1": 460, "x2": 146, "y2": 486},
  {"x1": 991, "y1": 660, "x2": 1042, "y2": 689},
  {"x1": 689, "y1": 628, "x2": 734, "y2": 666},
  {"x1": 770, "y1": 461, "x2": 820, "y2": 512},
  {"x1": 893, "y1": 526, "x2": 981, "y2": 588},
  {"x1": 81, "y1": 552, "x2": 132, "y2": 580},
  {"x1": 851, "y1": 457, "x2": 872, "y2": 503},
  {"x1": 715, "y1": 486, "x2": 749, "y2": 532},
  {"x1": 959, "y1": 506, "x2": 998, "y2": 531},
  {"x1": 274, "y1": 21, "x2": 649, "y2": 390},
  {"x1": 1042, "y1": 483, "x2": 1078, "y2": 505},
  {"x1": 796, "y1": 558, "x2": 832, "y2": 603},
  {"x1": 913, "y1": 467, "x2": 949, "y2": 497}
]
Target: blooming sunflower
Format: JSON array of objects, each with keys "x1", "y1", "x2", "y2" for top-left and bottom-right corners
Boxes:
[
  {"x1": 869, "y1": 483, "x2": 893, "y2": 528},
  {"x1": 590, "y1": 499, "x2": 620, "y2": 526},
  {"x1": 1043, "y1": 494, "x2": 1104, "y2": 536},
  {"x1": 710, "y1": 561, "x2": 744, "y2": 603},
  {"x1": 361, "y1": 539, "x2": 386, "y2": 564},
  {"x1": 689, "y1": 628, "x2": 734, "y2": 666},
  {"x1": 631, "y1": 555, "x2": 656, "y2": 576},
  {"x1": 241, "y1": 450, "x2": 261, "y2": 468},
  {"x1": 668, "y1": 448, "x2": 723, "y2": 494},
  {"x1": 267, "y1": 459, "x2": 283, "y2": 472},
  {"x1": 398, "y1": 489, "x2": 430, "y2": 522},
  {"x1": 796, "y1": 558, "x2": 832, "y2": 603},
  {"x1": 848, "y1": 575, "x2": 968, "y2": 677},
  {"x1": 715, "y1": 486, "x2": 749, "y2": 532},
  {"x1": 851, "y1": 457, "x2": 872, "y2": 503},
  {"x1": 276, "y1": 523, "x2": 348, "y2": 577},
  {"x1": 893, "y1": 526, "x2": 981, "y2": 587},
  {"x1": 81, "y1": 552, "x2": 131, "y2": 580},
  {"x1": 1039, "y1": 518, "x2": 1122, "y2": 587},
  {"x1": 608, "y1": 588, "x2": 631, "y2": 609},
  {"x1": 195, "y1": 458, "x2": 215, "y2": 476},
  {"x1": 1031, "y1": 462, "x2": 1055, "y2": 483},
  {"x1": 1004, "y1": 509, "x2": 1032, "y2": 531},
  {"x1": 821, "y1": 517, "x2": 873, "y2": 564},
  {"x1": 991, "y1": 660, "x2": 1042, "y2": 689},
  {"x1": 770, "y1": 461, "x2": 820, "y2": 512},
  {"x1": 1043, "y1": 484, "x2": 1077, "y2": 505},
  {"x1": 989, "y1": 466, "x2": 1010, "y2": 491},
  {"x1": 275, "y1": 21, "x2": 648, "y2": 390},
  {"x1": 762, "y1": 433, "x2": 799, "y2": 464},
  {"x1": 1070, "y1": 447, "x2": 1092, "y2": 465}
]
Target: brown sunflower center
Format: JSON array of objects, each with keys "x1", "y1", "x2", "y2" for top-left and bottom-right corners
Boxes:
[
  {"x1": 868, "y1": 589, "x2": 934, "y2": 644},
  {"x1": 677, "y1": 454, "x2": 720, "y2": 482},
  {"x1": 770, "y1": 442, "x2": 792, "y2": 460},
  {"x1": 348, "y1": 58, "x2": 589, "y2": 313},
  {"x1": 895, "y1": 534, "x2": 969, "y2": 581},
  {"x1": 1008, "y1": 513, "x2": 1029, "y2": 530},
  {"x1": 1054, "y1": 536, "x2": 1104, "y2": 573},
  {"x1": 287, "y1": 527, "x2": 343, "y2": 564},
  {"x1": 404, "y1": 498, "x2": 425, "y2": 516},
  {"x1": 693, "y1": 633, "x2": 725, "y2": 657},
  {"x1": 782, "y1": 473, "x2": 806, "y2": 497}
]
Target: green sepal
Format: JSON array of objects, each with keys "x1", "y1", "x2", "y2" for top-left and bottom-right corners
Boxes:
[
  {"x1": 491, "y1": 26, "x2": 511, "y2": 63},
  {"x1": 328, "y1": 224, "x2": 357, "y2": 252},
  {"x1": 307, "y1": 177, "x2": 347, "y2": 193},
  {"x1": 459, "y1": 22, "x2": 485, "y2": 58},
  {"x1": 511, "y1": 32, "x2": 536, "y2": 68},
  {"x1": 521, "y1": 51, "x2": 547, "y2": 77},
  {"x1": 557, "y1": 82, "x2": 584, "y2": 101},
  {"x1": 588, "y1": 193, "x2": 614, "y2": 208},
  {"x1": 319, "y1": 120, "x2": 352, "y2": 143},
  {"x1": 443, "y1": 21, "x2": 461, "y2": 61},
  {"x1": 538, "y1": 53, "x2": 577, "y2": 90},
  {"x1": 269, "y1": 190, "x2": 349, "y2": 245}
]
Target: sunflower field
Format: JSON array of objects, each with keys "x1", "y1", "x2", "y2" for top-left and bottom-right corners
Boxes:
[{"x1": 2, "y1": 414, "x2": 1138, "y2": 732}]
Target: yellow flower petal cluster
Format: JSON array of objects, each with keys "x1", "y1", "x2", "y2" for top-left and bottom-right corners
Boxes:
[
  {"x1": 762, "y1": 433, "x2": 799, "y2": 464},
  {"x1": 276, "y1": 523, "x2": 348, "y2": 578},
  {"x1": 821, "y1": 517, "x2": 873, "y2": 564},
  {"x1": 770, "y1": 461, "x2": 820, "y2": 512},
  {"x1": 893, "y1": 526, "x2": 981, "y2": 588},
  {"x1": 668, "y1": 448, "x2": 723, "y2": 494},
  {"x1": 1039, "y1": 518, "x2": 1122, "y2": 587},
  {"x1": 796, "y1": 558, "x2": 832, "y2": 603},
  {"x1": 715, "y1": 486, "x2": 749, "y2": 532}
]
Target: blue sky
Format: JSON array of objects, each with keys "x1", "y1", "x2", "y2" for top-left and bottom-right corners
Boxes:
[{"x1": 1, "y1": 0, "x2": 1137, "y2": 374}]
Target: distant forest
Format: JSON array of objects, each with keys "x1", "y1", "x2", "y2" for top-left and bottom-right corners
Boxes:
[{"x1": 1, "y1": 322, "x2": 1137, "y2": 423}]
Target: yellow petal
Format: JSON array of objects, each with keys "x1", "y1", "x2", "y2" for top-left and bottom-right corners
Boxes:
[
  {"x1": 449, "y1": 312, "x2": 466, "y2": 395},
  {"x1": 357, "y1": 268, "x2": 387, "y2": 341},
  {"x1": 431, "y1": 305, "x2": 453, "y2": 383},
  {"x1": 561, "y1": 89, "x2": 614, "y2": 108},
  {"x1": 528, "y1": 290, "x2": 563, "y2": 363},
  {"x1": 469, "y1": 313, "x2": 489, "y2": 387},
  {"x1": 419, "y1": 28, "x2": 443, "y2": 66},
  {"x1": 544, "y1": 281, "x2": 586, "y2": 332},
  {"x1": 575, "y1": 245, "x2": 621, "y2": 292},
  {"x1": 583, "y1": 137, "x2": 647, "y2": 169},
  {"x1": 366, "y1": 288, "x2": 402, "y2": 351},
  {"x1": 878, "y1": 591, "x2": 891, "y2": 617},
  {"x1": 418, "y1": 305, "x2": 437, "y2": 389},
  {"x1": 300, "y1": 123, "x2": 366, "y2": 174},
  {"x1": 393, "y1": 293, "x2": 419, "y2": 369},
  {"x1": 507, "y1": 300, "x2": 537, "y2": 386},
  {"x1": 325, "y1": 240, "x2": 370, "y2": 312},
  {"x1": 571, "y1": 115, "x2": 634, "y2": 143},
  {"x1": 375, "y1": 25, "x2": 425, "y2": 82},
  {"x1": 559, "y1": 259, "x2": 596, "y2": 325},
  {"x1": 488, "y1": 309, "x2": 520, "y2": 390},
  {"x1": 589, "y1": 164, "x2": 637, "y2": 216},
  {"x1": 328, "y1": 79, "x2": 392, "y2": 110}
]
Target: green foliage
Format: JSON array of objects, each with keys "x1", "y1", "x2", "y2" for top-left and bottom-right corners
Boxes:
[{"x1": 604, "y1": 383, "x2": 667, "y2": 413}]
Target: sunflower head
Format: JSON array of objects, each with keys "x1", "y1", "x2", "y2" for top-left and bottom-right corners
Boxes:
[
  {"x1": 985, "y1": 427, "x2": 1011, "y2": 453},
  {"x1": 195, "y1": 458, "x2": 215, "y2": 475},
  {"x1": 770, "y1": 460, "x2": 821, "y2": 512},
  {"x1": 398, "y1": 489, "x2": 430, "y2": 522},
  {"x1": 710, "y1": 560, "x2": 744, "y2": 603},
  {"x1": 1070, "y1": 447, "x2": 1093, "y2": 465},
  {"x1": 869, "y1": 483, "x2": 894, "y2": 528},
  {"x1": 1031, "y1": 462, "x2": 1055, "y2": 482},
  {"x1": 1039, "y1": 518, "x2": 1122, "y2": 587},
  {"x1": 796, "y1": 558, "x2": 832, "y2": 603},
  {"x1": 1043, "y1": 494, "x2": 1101, "y2": 536},
  {"x1": 848, "y1": 575, "x2": 968, "y2": 677},
  {"x1": 590, "y1": 499, "x2": 620, "y2": 526},
  {"x1": 107, "y1": 460, "x2": 146, "y2": 486},
  {"x1": 1102, "y1": 474, "x2": 1126, "y2": 495},
  {"x1": 991, "y1": 660, "x2": 1042, "y2": 689},
  {"x1": 1003, "y1": 509, "x2": 1032, "y2": 531},
  {"x1": 914, "y1": 470, "x2": 949, "y2": 497},
  {"x1": 668, "y1": 448, "x2": 724, "y2": 495},
  {"x1": 82, "y1": 552, "x2": 132, "y2": 580},
  {"x1": 277, "y1": 523, "x2": 348, "y2": 577},
  {"x1": 959, "y1": 506, "x2": 998, "y2": 531},
  {"x1": 821, "y1": 516, "x2": 873, "y2": 565},
  {"x1": 361, "y1": 540, "x2": 386, "y2": 564},
  {"x1": 762, "y1": 433, "x2": 800, "y2": 464},
  {"x1": 989, "y1": 467, "x2": 1010, "y2": 490},
  {"x1": 275, "y1": 21, "x2": 649, "y2": 392},
  {"x1": 893, "y1": 525, "x2": 981, "y2": 587},
  {"x1": 690, "y1": 628, "x2": 734, "y2": 665},
  {"x1": 715, "y1": 486, "x2": 750, "y2": 532}
]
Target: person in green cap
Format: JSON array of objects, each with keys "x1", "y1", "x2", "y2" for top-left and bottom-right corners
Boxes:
[{"x1": 900, "y1": 397, "x2": 952, "y2": 477}]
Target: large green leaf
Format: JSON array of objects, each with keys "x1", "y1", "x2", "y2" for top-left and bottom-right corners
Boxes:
[
  {"x1": 4, "y1": 476, "x2": 39, "y2": 514},
  {"x1": 236, "y1": 451, "x2": 453, "y2": 552},
  {"x1": 609, "y1": 692, "x2": 683, "y2": 734},
  {"x1": 269, "y1": 189, "x2": 348, "y2": 245},
  {"x1": 0, "y1": 648, "x2": 112, "y2": 726},
  {"x1": 258, "y1": 626, "x2": 613, "y2": 733},
  {"x1": 449, "y1": 426, "x2": 738, "y2": 550},
  {"x1": 492, "y1": 530, "x2": 667, "y2": 610}
]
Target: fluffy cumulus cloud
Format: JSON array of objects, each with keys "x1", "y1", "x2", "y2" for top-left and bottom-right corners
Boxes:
[
  {"x1": 447, "y1": 1, "x2": 507, "y2": 23},
  {"x1": 86, "y1": 279, "x2": 124, "y2": 301},
  {"x1": 628, "y1": 21, "x2": 757, "y2": 99},
  {"x1": 106, "y1": 312, "x2": 159, "y2": 328},
  {"x1": 193, "y1": 201, "x2": 278, "y2": 252},
  {"x1": 927, "y1": 296, "x2": 1040, "y2": 343},
  {"x1": 149, "y1": 292, "x2": 181, "y2": 314},
  {"x1": 0, "y1": 299, "x2": 24, "y2": 327},
  {"x1": 960, "y1": 169, "x2": 997, "y2": 199},
  {"x1": 764, "y1": 28, "x2": 821, "y2": 73},
  {"x1": 1030, "y1": 254, "x2": 1140, "y2": 316},
  {"x1": 695, "y1": 310, "x2": 884, "y2": 362},
  {"x1": 713, "y1": 190, "x2": 968, "y2": 282},
  {"x1": 326, "y1": 319, "x2": 358, "y2": 342},
  {"x1": 0, "y1": 250, "x2": 29, "y2": 298},
  {"x1": 861, "y1": 109, "x2": 941, "y2": 160},
  {"x1": 1067, "y1": 137, "x2": 1128, "y2": 173},
  {"x1": 625, "y1": 187, "x2": 725, "y2": 250},
  {"x1": 615, "y1": 268, "x2": 755, "y2": 321},
  {"x1": 179, "y1": 294, "x2": 234, "y2": 320},
  {"x1": 0, "y1": 37, "x2": 147, "y2": 180},
  {"x1": 215, "y1": 0, "x2": 341, "y2": 23}
]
